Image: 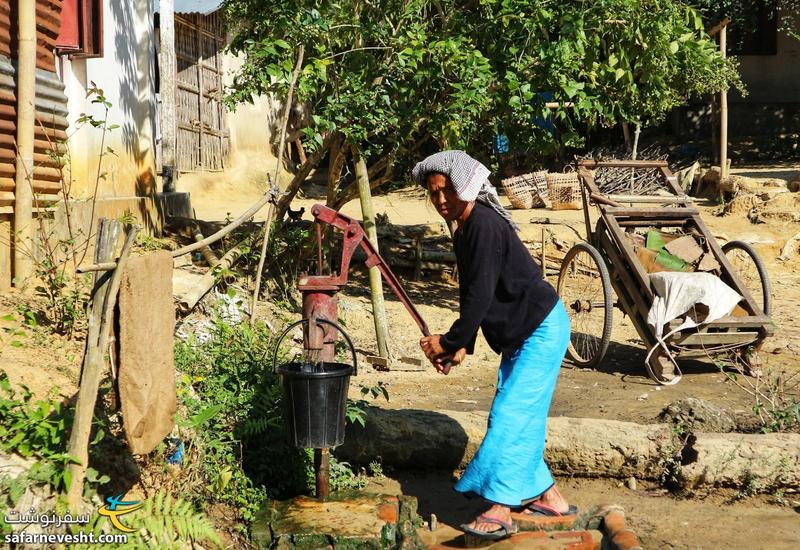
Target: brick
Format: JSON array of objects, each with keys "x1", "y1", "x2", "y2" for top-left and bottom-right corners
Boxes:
[
  {"x1": 377, "y1": 502, "x2": 399, "y2": 523},
  {"x1": 602, "y1": 511, "x2": 626, "y2": 535},
  {"x1": 552, "y1": 530, "x2": 598, "y2": 550},
  {"x1": 611, "y1": 528, "x2": 642, "y2": 550},
  {"x1": 511, "y1": 510, "x2": 577, "y2": 531}
]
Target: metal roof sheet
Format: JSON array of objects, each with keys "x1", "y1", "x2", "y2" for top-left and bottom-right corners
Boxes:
[{"x1": 154, "y1": 0, "x2": 222, "y2": 15}]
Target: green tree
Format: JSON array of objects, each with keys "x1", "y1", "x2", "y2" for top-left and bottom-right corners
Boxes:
[
  {"x1": 223, "y1": 0, "x2": 741, "y2": 189},
  {"x1": 471, "y1": 0, "x2": 742, "y2": 157},
  {"x1": 689, "y1": 1, "x2": 800, "y2": 42},
  {"x1": 222, "y1": 0, "x2": 496, "y2": 205}
]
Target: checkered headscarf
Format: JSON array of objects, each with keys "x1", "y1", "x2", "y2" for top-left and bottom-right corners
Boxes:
[{"x1": 412, "y1": 150, "x2": 518, "y2": 230}]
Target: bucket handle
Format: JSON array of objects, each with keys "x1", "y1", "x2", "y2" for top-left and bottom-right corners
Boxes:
[{"x1": 271, "y1": 318, "x2": 358, "y2": 376}]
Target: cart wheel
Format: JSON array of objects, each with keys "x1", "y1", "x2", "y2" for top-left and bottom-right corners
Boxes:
[
  {"x1": 557, "y1": 242, "x2": 613, "y2": 367},
  {"x1": 721, "y1": 240, "x2": 772, "y2": 316}
]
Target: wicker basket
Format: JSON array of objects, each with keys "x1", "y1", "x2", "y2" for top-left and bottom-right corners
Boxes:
[
  {"x1": 501, "y1": 174, "x2": 534, "y2": 209},
  {"x1": 546, "y1": 172, "x2": 581, "y2": 210},
  {"x1": 526, "y1": 171, "x2": 550, "y2": 208}
]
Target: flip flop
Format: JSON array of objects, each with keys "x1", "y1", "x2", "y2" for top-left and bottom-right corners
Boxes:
[
  {"x1": 522, "y1": 502, "x2": 578, "y2": 516},
  {"x1": 460, "y1": 514, "x2": 519, "y2": 541}
]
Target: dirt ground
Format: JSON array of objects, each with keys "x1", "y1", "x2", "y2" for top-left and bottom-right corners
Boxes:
[{"x1": 1, "y1": 162, "x2": 798, "y2": 548}]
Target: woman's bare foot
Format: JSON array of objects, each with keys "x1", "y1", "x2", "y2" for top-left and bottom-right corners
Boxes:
[{"x1": 464, "y1": 504, "x2": 512, "y2": 533}]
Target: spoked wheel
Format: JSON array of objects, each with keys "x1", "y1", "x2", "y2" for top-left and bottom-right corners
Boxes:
[
  {"x1": 721, "y1": 240, "x2": 772, "y2": 316},
  {"x1": 557, "y1": 242, "x2": 614, "y2": 367}
]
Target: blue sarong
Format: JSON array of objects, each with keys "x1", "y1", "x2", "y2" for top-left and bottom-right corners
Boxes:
[{"x1": 454, "y1": 300, "x2": 570, "y2": 506}]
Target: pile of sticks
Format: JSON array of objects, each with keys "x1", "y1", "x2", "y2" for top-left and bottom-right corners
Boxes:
[{"x1": 576, "y1": 146, "x2": 672, "y2": 196}]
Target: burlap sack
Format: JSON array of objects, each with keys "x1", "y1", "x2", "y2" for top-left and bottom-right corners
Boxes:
[{"x1": 118, "y1": 251, "x2": 176, "y2": 455}]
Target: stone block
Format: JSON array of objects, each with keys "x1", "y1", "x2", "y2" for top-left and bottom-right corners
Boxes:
[{"x1": 252, "y1": 494, "x2": 423, "y2": 549}]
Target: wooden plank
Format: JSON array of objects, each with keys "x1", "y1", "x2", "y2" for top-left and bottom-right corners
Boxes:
[
  {"x1": 176, "y1": 52, "x2": 221, "y2": 72},
  {"x1": 604, "y1": 206, "x2": 698, "y2": 217},
  {"x1": 617, "y1": 219, "x2": 687, "y2": 228},
  {"x1": 671, "y1": 331, "x2": 760, "y2": 346},
  {"x1": 598, "y1": 228, "x2": 653, "y2": 322},
  {"x1": 668, "y1": 315, "x2": 772, "y2": 332},
  {"x1": 597, "y1": 233, "x2": 660, "y2": 352},
  {"x1": 601, "y1": 213, "x2": 654, "y2": 301},
  {"x1": 580, "y1": 182, "x2": 592, "y2": 242},
  {"x1": 177, "y1": 122, "x2": 224, "y2": 138},
  {"x1": 177, "y1": 80, "x2": 221, "y2": 98},
  {"x1": 607, "y1": 194, "x2": 690, "y2": 204}
]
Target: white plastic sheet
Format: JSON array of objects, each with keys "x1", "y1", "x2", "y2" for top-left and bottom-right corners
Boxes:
[{"x1": 645, "y1": 272, "x2": 742, "y2": 385}]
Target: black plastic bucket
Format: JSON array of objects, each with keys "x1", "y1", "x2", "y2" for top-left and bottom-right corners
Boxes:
[
  {"x1": 276, "y1": 361, "x2": 354, "y2": 448},
  {"x1": 272, "y1": 319, "x2": 357, "y2": 449}
]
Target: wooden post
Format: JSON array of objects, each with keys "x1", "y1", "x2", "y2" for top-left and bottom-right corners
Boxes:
[
  {"x1": 66, "y1": 220, "x2": 139, "y2": 509},
  {"x1": 13, "y1": 0, "x2": 36, "y2": 286},
  {"x1": 354, "y1": 147, "x2": 389, "y2": 359},
  {"x1": 541, "y1": 227, "x2": 547, "y2": 282},
  {"x1": 719, "y1": 24, "x2": 729, "y2": 179},
  {"x1": 195, "y1": 13, "x2": 204, "y2": 170},
  {"x1": 159, "y1": 0, "x2": 178, "y2": 192}
]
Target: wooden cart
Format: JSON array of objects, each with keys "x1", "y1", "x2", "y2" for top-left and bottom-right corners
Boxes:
[{"x1": 557, "y1": 159, "x2": 773, "y2": 383}]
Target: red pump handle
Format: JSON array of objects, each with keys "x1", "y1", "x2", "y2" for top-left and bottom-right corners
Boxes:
[{"x1": 310, "y1": 204, "x2": 432, "y2": 337}]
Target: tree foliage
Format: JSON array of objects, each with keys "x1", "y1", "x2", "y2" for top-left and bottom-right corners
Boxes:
[
  {"x1": 222, "y1": 0, "x2": 742, "y2": 170},
  {"x1": 689, "y1": 0, "x2": 800, "y2": 42}
]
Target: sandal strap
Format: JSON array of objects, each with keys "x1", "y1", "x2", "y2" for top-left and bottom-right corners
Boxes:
[{"x1": 476, "y1": 514, "x2": 514, "y2": 532}]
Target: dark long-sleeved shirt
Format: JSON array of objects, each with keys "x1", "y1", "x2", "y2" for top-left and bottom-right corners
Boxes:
[{"x1": 440, "y1": 202, "x2": 559, "y2": 357}]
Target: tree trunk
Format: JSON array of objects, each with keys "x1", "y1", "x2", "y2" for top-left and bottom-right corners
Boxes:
[
  {"x1": 353, "y1": 147, "x2": 389, "y2": 359},
  {"x1": 621, "y1": 122, "x2": 632, "y2": 151},
  {"x1": 332, "y1": 153, "x2": 394, "y2": 210},
  {"x1": 327, "y1": 133, "x2": 347, "y2": 207}
]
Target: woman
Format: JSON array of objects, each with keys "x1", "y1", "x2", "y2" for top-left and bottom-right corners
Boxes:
[{"x1": 414, "y1": 151, "x2": 574, "y2": 541}]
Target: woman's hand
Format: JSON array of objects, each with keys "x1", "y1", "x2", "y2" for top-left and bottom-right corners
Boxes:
[
  {"x1": 420, "y1": 335, "x2": 466, "y2": 375},
  {"x1": 434, "y1": 347, "x2": 467, "y2": 375},
  {"x1": 420, "y1": 334, "x2": 446, "y2": 362}
]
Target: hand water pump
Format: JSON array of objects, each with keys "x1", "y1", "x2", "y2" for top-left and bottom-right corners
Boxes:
[{"x1": 271, "y1": 204, "x2": 435, "y2": 499}]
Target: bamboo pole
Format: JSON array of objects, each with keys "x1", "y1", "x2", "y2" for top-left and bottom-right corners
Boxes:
[
  {"x1": 159, "y1": 0, "x2": 178, "y2": 191},
  {"x1": 719, "y1": 24, "x2": 729, "y2": 180},
  {"x1": 354, "y1": 147, "x2": 389, "y2": 359},
  {"x1": 250, "y1": 45, "x2": 304, "y2": 325},
  {"x1": 67, "y1": 221, "x2": 139, "y2": 510},
  {"x1": 13, "y1": 0, "x2": 36, "y2": 286}
]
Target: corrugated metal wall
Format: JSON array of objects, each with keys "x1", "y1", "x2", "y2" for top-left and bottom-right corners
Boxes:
[
  {"x1": 0, "y1": 0, "x2": 68, "y2": 287},
  {"x1": 0, "y1": 0, "x2": 63, "y2": 73}
]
